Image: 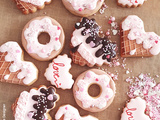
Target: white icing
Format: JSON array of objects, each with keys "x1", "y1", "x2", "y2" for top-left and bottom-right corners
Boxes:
[
  {"x1": 118, "y1": 0, "x2": 144, "y2": 6},
  {"x1": 24, "y1": 17, "x2": 62, "y2": 58},
  {"x1": 0, "y1": 41, "x2": 38, "y2": 85},
  {"x1": 121, "y1": 97, "x2": 151, "y2": 120},
  {"x1": 71, "y1": 27, "x2": 109, "y2": 66},
  {"x1": 55, "y1": 104, "x2": 98, "y2": 120},
  {"x1": 67, "y1": 0, "x2": 101, "y2": 11},
  {"x1": 122, "y1": 15, "x2": 160, "y2": 55},
  {"x1": 75, "y1": 71, "x2": 114, "y2": 109},
  {"x1": 20, "y1": 0, "x2": 51, "y2": 6},
  {"x1": 44, "y1": 54, "x2": 74, "y2": 89}
]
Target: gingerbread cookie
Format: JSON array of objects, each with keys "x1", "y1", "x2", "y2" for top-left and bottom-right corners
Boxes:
[
  {"x1": 117, "y1": 0, "x2": 145, "y2": 8},
  {"x1": 14, "y1": 0, "x2": 52, "y2": 14},
  {"x1": 44, "y1": 54, "x2": 74, "y2": 89},
  {"x1": 55, "y1": 104, "x2": 98, "y2": 120},
  {"x1": 0, "y1": 41, "x2": 38, "y2": 85},
  {"x1": 73, "y1": 69, "x2": 116, "y2": 112},
  {"x1": 121, "y1": 97, "x2": 151, "y2": 120},
  {"x1": 12, "y1": 85, "x2": 59, "y2": 120},
  {"x1": 70, "y1": 17, "x2": 117, "y2": 67},
  {"x1": 62, "y1": 0, "x2": 104, "y2": 17},
  {"x1": 120, "y1": 15, "x2": 160, "y2": 57},
  {"x1": 22, "y1": 16, "x2": 65, "y2": 61}
]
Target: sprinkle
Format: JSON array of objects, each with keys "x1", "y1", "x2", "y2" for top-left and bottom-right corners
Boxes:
[
  {"x1": 4, "y1": 74, "x2": 10, "y2": 80},
  {"x1": 16, "y1": 50, "x2": 20, "y2": 53},
  {"x1": 57, "y1": 26, "x2": 61, "y2": 30},
  {"x1": 55, "y1": 37, "x2": 59, "y2": 41},
  {"x1": 126, "y1": 70, "x2": 130, "y2": 74},
  {"x1": 78, "y1": 8, "x2": 82, "y2": 11}
]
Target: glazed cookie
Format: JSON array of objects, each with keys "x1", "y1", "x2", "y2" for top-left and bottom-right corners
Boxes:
[
  {"x1": 14, "y1": 0, "x2": 52, "y2": 14},
  {"x1": 120, "y1": 15, "x2": 160, "y2": 57},
  {"x1": 55, "y1": 104, "x2": 98, "y2": 120},
  {"x1": 12, "y1": 85, "x2": 59, "y2": 120},
  {"x1": 22, "y1": 16, "x2": 65, "y2": 61},
  {"x1": 73, "y1": 69, "x2": 116, "y2": 112},
  {"x1": 0, "y1": 41, "x2": 38, "y2": 85},
  {"x1": 70, "y1": 17, "x2": 117, "y2": 67},
  {"x1": 121, "y1": 97, "x2": 151, "y2": 120},
  {"x1": 117, "y1": 0, "x2": 145, "y2": 8},
  {"x1": 44, "y1": 54, "x2": 74, "y2": 89},
  {"x1": 62, "y1": 0, "x2": 104, "y2": 17}
]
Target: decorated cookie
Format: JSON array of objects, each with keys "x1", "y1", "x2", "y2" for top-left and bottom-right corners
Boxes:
[
  {"x1": 44, "y1": 54, "x2": 74, "y2": 89},
  {"x1": 22, "y1": 16, "x2": 65, "y2": 61},
  {"x1": 73, "y1": 69, "x2": 116, "y2": 112},
  {"x1": 55, "y1": 104, "x2": 98, "y2": 120},
  {"x1": 121, "y1": 97, "x2": 151, "y2": 120},
  {"x1": 120, "y1": 15, "x2": 160, "y2": 57},
  {"x1": 117, "y1": 0, "x2": 145, "y2": 8},
  {"x1": 14, "y1": 0, "x2": 52, "y2": 14},
  {"x1": 62, "y1": 0, "x2": 104, "y2": 17},
  {"x1": 12, "y1": 85, "x2": 59, "y2": 120},
  {"x1": 0, "y1": 41, "x2": 38, "y2": 85},
  {"x1": 70, "y1": 17, "x2": 117, "y2": 67}
]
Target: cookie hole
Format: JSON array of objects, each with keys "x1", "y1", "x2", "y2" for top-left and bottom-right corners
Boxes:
[
  {"x1": 38, "y1": 32, "x2": 50, "y2": 45},
  {"x1": 88, "y1": 84, "x2": 101, "y2": 97}
]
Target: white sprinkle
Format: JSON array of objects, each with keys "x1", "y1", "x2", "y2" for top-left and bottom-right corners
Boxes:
[
  {"x1": 130, "y1": 49, "x2": 136, "y2": 55},
  {"x1": 126, "y1": 70, "x2": 130, "y2": 74},
  {"x1": 4, "y1": 74, "x2": 10, "y2": 80}
]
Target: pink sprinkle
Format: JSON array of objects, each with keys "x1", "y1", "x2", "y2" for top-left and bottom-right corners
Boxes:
[
  {"x1": 106, "y1": 55, "x2": 110, "y2": 58},
  {"x1": 57, "y1": 26, "x2": 61, "y2": 30},
  {"x1": 105, "y1": 95, "x2": 109, "y2": 98},
  {"x1": 55, "y1": 37, "x2": 59, "y2": 41},
  {"x1": 86, "y1": 72, "x2": 91, "y2": 78},
  {"x1": 80, "y1": 88, "x2": 84, "y2": 92},
  {"x1": 95, "y1": 78, "x2": 99, "y2": 81},
  {"x1": 65, "y1": 107, "x2": 68, "y2": 110},
  {"x1": 155, "y1": 40, "x2": 158, "y2": 44},
  {"x1": 47, "y1": 94, "x2": 53, "y2": 101},
  {"x1": 16, "y1": 50, "x2": 20, "y2": 53},
  {"x1": 28, "y1": 47, "x2": 33, "y2": 53},
  {"x1": 108, "y1": 20, "x2": 112, "y2": 24},
  {"x1": 110, "y1": 16, "x2": 115, "y2": 22},
  {"x1": 78, "y1": 8, "x2": 83, "y2": 11},
  {"x1": 106, "y1": 31, "x2": 110, "y2": 36},
  {"x1": 59, "y1": 83, "x2": 61, "y2": 86}
]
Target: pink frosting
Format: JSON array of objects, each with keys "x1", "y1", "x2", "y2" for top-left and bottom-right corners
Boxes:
[
  {"x1": 122, "y1": 15, "x2": 160, "y2": 55},
  {"x1": 75, "y1": 71, "x2": 114, "y2": 109},
  {"x1": 20, "y1": 0, "x2": 51, "y2": 6},
  {"x1": 118, "y1": 0, "x2": 144, "y2": 6}
]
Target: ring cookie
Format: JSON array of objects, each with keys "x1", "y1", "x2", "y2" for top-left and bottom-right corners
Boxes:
[
  {"x1": 12, "y1": 85, "x2": 59, "y2": 120},
  {"x1": 22, "y1": 16, "x2": 65, "y2": 61},
  {"x1": 44, "y1": 54, "x2": 74, "y2": 90},
  {"x1": 70, "y1": 17, "x2": 117, "y2": 67},
  {"x1": 73, "y1": 69, "x2": 116, "y2": 112},
  {"x1": 55, "y1": 104, "x2": 98, "y2": 120},
  {"x1": 117, "y1": 0, "x2": 145, "y2": 8},
  {"x1": 62, "y1": 0, "x2": 104, "y2": 17},
  {"x1": 0, "y1": 41, "x2": 38, "y2": 85},
  {"x1": 14, "y1": 0, "x2": 52, "y2": 14}
]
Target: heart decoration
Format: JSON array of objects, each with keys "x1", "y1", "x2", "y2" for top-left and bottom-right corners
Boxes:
[{"x1": 118, "y1": 0, "x2": 145, "y2": 7}]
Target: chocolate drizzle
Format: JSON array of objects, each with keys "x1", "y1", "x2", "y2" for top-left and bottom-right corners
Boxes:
[
  {"x1": 29, "y1": 87, "x2": 58, "y2": 120},
  {"x1": 74, "y1": 17, "x2": 117, "y2": 62}
]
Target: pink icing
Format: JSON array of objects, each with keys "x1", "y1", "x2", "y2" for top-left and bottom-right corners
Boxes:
[
  {"x1": 24, "y1": 17, "x2": 62, "y2": 58},
  {"x1": 67, "y1": 0, "x2": 102, "y2": 11},
  {"x1": 55, "y1": 104, "x2": 98, "y2": 120},
  {"x1": 20, "y1": 0, "x2": 51, "y2": 6},
  {"x1": 44, "y1": 54, "x2": 74, "y2": 89},
  {"x1": 122, "y1": 15, "x2": 160, "y2": 55},
  {"x1": 121, "y1": 97, "x2": 151, "y2": 120},
  {"x1": 75, "y1": 71, "x2": 114, "y2": 109},
  {"x1": 118, "y1": 0, "x2": 144, "y2": 6},
  {"x1": 0, "y1": 41, "x2": 38, "y2": 85}
]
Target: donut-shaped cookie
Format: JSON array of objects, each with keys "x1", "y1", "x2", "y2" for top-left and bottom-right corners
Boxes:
[
  {"x1": 62, "y1": 0, "x2": 105, "y2": 17},
  {"x1": 22, "y1": 16, "x2": 65, "y2": 61},
  {"x1": 73, "y1": 69, "x2": 116, "y2": 112}
]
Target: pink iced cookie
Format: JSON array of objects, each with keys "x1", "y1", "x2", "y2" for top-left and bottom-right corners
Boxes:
[
  {"x1": 55, "y1": 104, "x2": 98, "y2": 120},
  {"x1": 121, "y1": 97, "x2": 151, "y2": 120},
  {"x1": 44, "y1": 54, "x2": 74, "y2": 89},
  {"x1": 117, "y1": 0, "x2": 145, "y2": 7},
  {"x1": 73, "y1": 69, "x2": 116, "y2": 112},
  {"x1": 22, "y1": 16, "x2": 65, "y2": 61}
]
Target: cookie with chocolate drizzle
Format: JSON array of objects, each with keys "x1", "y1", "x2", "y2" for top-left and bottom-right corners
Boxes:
[{"x1": 70, "y1": 17, "x2": 117, "y2": 67}]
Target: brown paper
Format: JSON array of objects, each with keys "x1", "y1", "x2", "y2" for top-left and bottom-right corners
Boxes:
[{"x1": 0, "y1": 0, "x2": 160, "y2": 120}]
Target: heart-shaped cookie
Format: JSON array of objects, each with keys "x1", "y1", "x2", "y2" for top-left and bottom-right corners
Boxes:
[
  {"x1": 117, "y1": 0, "x2": 145, "y2": 7},
  {"x1": 120, "y1": 15, "x2": 160, "y2": 57},
  {"x1": 12, "y1": 85, "x2": 59, "y2": 120},
  {"x1": 14, "y1": 0, "x2": 52, "y2": 14},
  {"x1": 0, "y1": 41, "x2": 38, "y2": 85}
]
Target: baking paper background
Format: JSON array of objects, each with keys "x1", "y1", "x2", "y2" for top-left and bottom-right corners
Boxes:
[{"x1": 0, "y1": 0, "x2": 160, "y2": 120}]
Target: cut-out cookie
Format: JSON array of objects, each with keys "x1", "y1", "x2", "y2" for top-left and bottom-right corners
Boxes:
[
  {"x1": 121, "y1": 97, "x2": 151, "y2": 120},
  {"x1": 0, "y1": 41, "x2": 38, "y2": 85},
  {"x1": 55, "y1": 104, "x2": 98, "y2": 120},
  {"x1": 70, "y1": 17, "x2": 117, "y2": 67},
  {"x1": 12, "y1": 85, "x2": 59, "y2": 120},
  {"x1": 14, "y1": 0, "x2": 52, "y2": 14},
  {"x1": 62, "y1": 0, "x2": 104, "y2": 17},
  {"x1": 117, "y1": 0, "x2": 145, "y2": 8},
  {"x1": 44, "y1": 54, "x2": 74, "y2": 89},
  {"x1": 120, "y1": 15, "x2": 160, "y2": 57}
]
